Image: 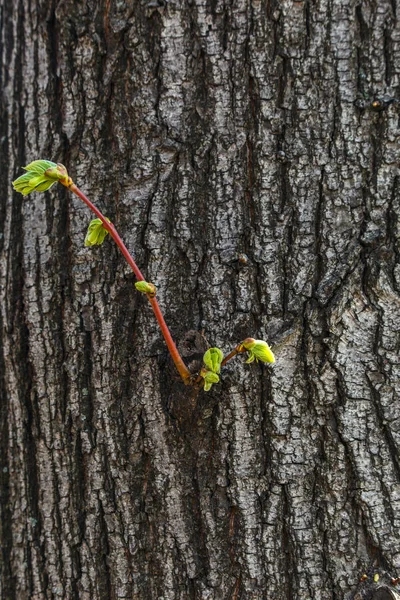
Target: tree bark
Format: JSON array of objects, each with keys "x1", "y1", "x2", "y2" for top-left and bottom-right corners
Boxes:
[{"x1": 1, "y1": 0, "x2": 400, "y2": 598}]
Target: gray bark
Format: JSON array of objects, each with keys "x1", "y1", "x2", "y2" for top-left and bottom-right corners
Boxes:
[{"x1": 1, "y1": 0, "x2": 400, "y2": 598}]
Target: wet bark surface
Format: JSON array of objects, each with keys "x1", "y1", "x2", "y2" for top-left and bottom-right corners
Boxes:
[{"x1": 1, "y1": 0, "x2": 400, "y2": 598}]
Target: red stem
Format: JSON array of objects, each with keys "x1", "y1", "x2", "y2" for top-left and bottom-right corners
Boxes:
[
  {"x1": 68, "y1": 183, "x2": 192, "y2": 384},
  {"x1": 220, "y1": 344, "x2": 245, "y2": 368}
]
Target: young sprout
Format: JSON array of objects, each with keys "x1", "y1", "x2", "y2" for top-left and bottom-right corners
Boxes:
[
  {"x1": 12, "y1": 160, "x2": 277, "y2": 391},
  {"x1": 13, "y1": 160, "x2": 192, "y2": 384}
]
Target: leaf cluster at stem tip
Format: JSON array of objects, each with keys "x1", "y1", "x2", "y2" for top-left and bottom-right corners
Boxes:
[{"x1": 12, "y1": 160, "x2": 70, "y2": 196}]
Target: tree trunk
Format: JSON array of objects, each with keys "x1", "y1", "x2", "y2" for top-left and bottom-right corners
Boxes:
[{"x1": 1, "y1": 0, "x2": 400, "y2": 598}]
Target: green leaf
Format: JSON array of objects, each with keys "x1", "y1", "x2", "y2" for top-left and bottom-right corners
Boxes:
[
  {"x1": 202, "y1": 370, "x2": 220, "y2": 392},
  {"x1": 84, "y1": 218, "x2": 111, "y2": 247},
  {"x1": 34, "y1": 180, "x2": 56, "y2": 192},
  {"x1": 203, "y1": 347, "x2": 224, "y2": 374},
  {"x1": 23, "y1": 160, "x2": 57, "y2": 174}
]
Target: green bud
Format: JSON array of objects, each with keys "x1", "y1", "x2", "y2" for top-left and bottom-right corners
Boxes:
[
  {"x1": 84, "y1": 218, "x2": 111, "y2": 247},
  {"x1": 44, "y1": 163, "x2": 70, "y2": 185},
  {"x1": 200, "y1": 348, "x2": 223, "y2": 392},
  {"x1": 200, "y1": 368, "x2": 220, "y2": 392},
  {"x1": 135, "y1": 281, "x2": 157, "y2": 296},
  {"x1": 242, "y1": 338, "x2": 275, "y2": 364},
  {"x1": 203, "y1": 347, "x2": 224, "y2": 374},
  {"x1": 242, "y1": 337, "x2": 256, "y2": 350},
  {"x1": 13, "y1": 160, "x2": 61, "y2": 196}
]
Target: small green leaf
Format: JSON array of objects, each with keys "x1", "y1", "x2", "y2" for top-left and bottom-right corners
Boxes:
[
  {"x1": 84, "y1": 218, "x2": 111, "y2": 247},
  {"x1": 203, "y1": 347, "x2": 224, "y2": 374},
  {"x1": 135, "y1": 281, "x2": 156, "y2": 296},
  {"x1": 201, "y1": 370, "x2": 220, "y2": 392},
  {"x1": 23, "y1": 160, "x2": 57, "y2": 174}
]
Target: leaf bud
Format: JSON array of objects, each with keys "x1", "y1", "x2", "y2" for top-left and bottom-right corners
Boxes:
[
  {"x1": 203, "y1": 347, "x2": 224, "y2": 374},
  {"x1": 135, "y1": 281, "x2": 157, "y2": 297},
  {"x1": 84, "y1": 218, "x2": 111, "y2": 246},
  {"x1": 241, "y1": 338, "x2": 275, "y2": 364}
]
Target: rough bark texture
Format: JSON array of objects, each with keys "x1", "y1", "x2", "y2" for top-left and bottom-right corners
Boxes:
[{"x1": 1, "y1": 0, "x2": 400, "y2": 598}]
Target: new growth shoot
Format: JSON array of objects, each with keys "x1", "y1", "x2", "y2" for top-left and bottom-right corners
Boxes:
[{"x1": 13, "y1": 160, "x2": 275, "y2": 390}]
